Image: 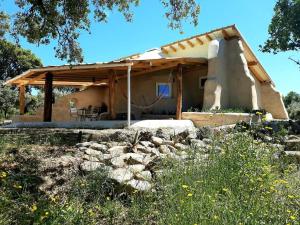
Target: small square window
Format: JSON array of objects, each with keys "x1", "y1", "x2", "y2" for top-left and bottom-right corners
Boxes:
[
  {"x1": 156, "y1": 83, "x2": 172, "y2": 98},
  {"x1": 199, "y1": 77, "x2": 207, "y2": 89}
]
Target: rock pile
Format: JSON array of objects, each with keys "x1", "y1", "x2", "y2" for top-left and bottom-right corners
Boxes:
[{"x1": 76, "y1": 129, "x2": 212, "y2": 191}]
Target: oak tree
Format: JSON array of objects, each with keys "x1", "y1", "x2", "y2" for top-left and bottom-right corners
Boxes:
[
  {"x1": 261, "y1": 0, "x2": 300, "y2": 67},
  {"x1": 6, "y1": 0, "x2": 200, "y2": 63}
]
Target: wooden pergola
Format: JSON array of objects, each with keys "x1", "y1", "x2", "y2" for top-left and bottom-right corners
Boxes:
[{"x1": 5, "y1": 57, "x2": 207, "y2": 126}]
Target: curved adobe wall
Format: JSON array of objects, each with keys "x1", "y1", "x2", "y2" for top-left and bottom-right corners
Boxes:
[
  {"x1": 203, "y1": 38, "x2": 259, "y2": 111},
  {"x1": 202, "y1": 38, "x2": 288, "y2": 119},
  {"x1": 14, "y1": 86, "x2": 108, "y2": 122},
  {"x1": 260, "y1": 83, "x2": 288, "y2": 119}
]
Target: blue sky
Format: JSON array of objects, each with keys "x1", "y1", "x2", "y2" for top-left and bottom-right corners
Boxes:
[{"x1": 2, "y1": 0, "x2": 300, "y2": 95}]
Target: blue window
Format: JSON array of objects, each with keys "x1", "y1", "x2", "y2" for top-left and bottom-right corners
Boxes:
[{"x1": 156, "y1": 83, "x2": 172, "y2": 98}]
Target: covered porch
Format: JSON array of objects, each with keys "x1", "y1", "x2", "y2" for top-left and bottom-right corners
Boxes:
[{"x1": 5, "y1": 57, "x2": 207, "y2": 126}]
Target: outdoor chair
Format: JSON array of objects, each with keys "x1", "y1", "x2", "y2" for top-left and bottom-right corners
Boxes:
[
  {"x1": 69, "y1": 107, "x2": 79, "y2": 121},
  {"x1": 89, "y1": 106, "x2": 101, "y2": 121}
]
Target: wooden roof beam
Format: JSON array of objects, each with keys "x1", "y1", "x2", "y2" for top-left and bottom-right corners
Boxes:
[
  {"x1": 161, "y1": 47, "x2": 169, "y2": 54},
  {"x1": 195, "y1": 37, "x2": 204, "y2": 45},
  {"x1": 248, "y1": 61, "x2": 258, "y2": 67},
  {"x1": 169, "y1": 45, "x2": 177, "y2": 52},
  {"x1": 178, "y1": 42, "x2": 186, "y2": 50},
  {"x1": 222, "y1": 29, "x2": 230, "y2": 40},
  {"x1": 186, "y1": 40, "x2": 195, "y2": 48},
  {"x1": 206, "y1": 34, "x2": 213, "y2": 41}
]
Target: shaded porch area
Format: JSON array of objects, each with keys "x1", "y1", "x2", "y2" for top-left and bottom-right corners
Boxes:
[{"x1": 5, "y1": 57, "x2": 207, "y2": 126}]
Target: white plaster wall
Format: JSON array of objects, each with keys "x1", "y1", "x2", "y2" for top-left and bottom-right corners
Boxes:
[
  {"x1": 226, "y1": 39, "x2": 259, "y2": 110},
  {"x1": 260, "y1": 83, "x2": 289, "y2": 119},
  {"x1": 164, "y1": 42, "x2": 209, "y2": 58},
  {"x1": 203, "y1": 38, "x2": 260, "y2": 111},
  {"x1": 203, "y1": 39, "x2": 228, "y2": 109},
  {"x1": 252, "y1": 73, "x2": 263, "y2": 109}
]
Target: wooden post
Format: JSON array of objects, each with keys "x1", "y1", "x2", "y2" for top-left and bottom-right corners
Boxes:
[
  {"x1": 109, "y1": 71, "x2": 116, "y2": 119},
  {"x1": 127, "y1": 65, "x2": 132, "y2": 127},
  {"x1": 176, "y1": 64, "x2": 183, "y2": 120},
  {"x1": 43, "y1": 72, "x2": 53, "y2": 122},
  {"x1": 19, "y1": 85, "x2": 25, "y2": 115}
]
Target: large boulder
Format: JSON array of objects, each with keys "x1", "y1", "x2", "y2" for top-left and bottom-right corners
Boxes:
[
  {"x1": 126, "y1": 179, "x2": 152, "y2": 192},
  {"x1": 285, "y1": 136, "x2": 300, "y2": 151},
  {"x1": 85, "y1": 148, "x2": 103, "y2": 156},
  {"x1": 90, "y1": 143, "x2": 108, "y2": 152},
  {"x1": 135, "y1": 170, "x2": 152, "y2": 181},
  {"x1": 108, "y1": 168, "x2": 134, "y2": 183},
  {"x1": 151, "y1": 136, "x2": 164, "y2": 146},
  {"x1": 190, "y1": 139, "x2": 206, "y2": 149},
  {"x1": 108, "y1": 146, "x2": 128, "y2": 157},
  {"x1": 111, "y1": 153, "x2": 153, "y2": 168},
  {"x1": 80, "y1": 161, "x2": 105, "y2": 172},
  {"x1": 174, "y1": 143, "x2": 189, "y2": 151},
  {"x1": 128, "y1": 164, "x2": 146, "y2": 173}
]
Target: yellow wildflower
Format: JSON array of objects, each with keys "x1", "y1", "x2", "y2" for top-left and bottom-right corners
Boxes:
[
  {"x1": 182, "y1": 185, "x2": 189, "y2": 189},
  {"x1": 0, "y1": 171, "x2": 7, "y2": 178},
  {"x1": 288, "y1": 195, "x2": 295, "y2": 199},
  {"x1": 213, "y1": 215, "x2": 219, "y2": 220},
  {"x1": 290, "y1": 215, "x2": 296, "y2": 220},
  {"x1": 13, "y1": 184, "x2": 22, "y2": 189},
  {"x1": 256, "y1": 112, "x2": 262, "y2": 115},
  {"x1": 30, "y1": 204, "x2": 37, "y2": 213},
  {"x1": 88, "y1": 209, "x2": 94, "y2": 216},
  {"x1": 187, "y1": 193, "x2": 193, "y2": 197}
]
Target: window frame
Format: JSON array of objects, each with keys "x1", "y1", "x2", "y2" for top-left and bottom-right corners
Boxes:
[
  {"x1": 199, "y1": 77, "x2": 208, "y2": 89},
  {"x1": 156, "y1": 82, "x2": 172, "y2": 98}
]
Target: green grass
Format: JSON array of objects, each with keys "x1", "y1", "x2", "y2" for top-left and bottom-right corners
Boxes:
[{"x1": 0, "y1": 133, "x2": 299, "y2": 225}]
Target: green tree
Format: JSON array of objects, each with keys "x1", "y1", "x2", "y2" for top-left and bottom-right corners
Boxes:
[
  {"x1": 0, "y1": 39, "x2": 42, "y2": 81},
  {"x1": 283, "y1": 91, "x2": 300, "y2": 120},
  {"x1": 261, "y1": 0, "x2": 300, "y2": 66},
  {"x1": 0, "y1": 12, "x2": 9, "y2": 38},
  {"x1": 6, "y1": 0, "x2": 200, "y2": 63},
  {"x1": 0, "y1": 40, "x2": 42, "y2": 118},
  {"x1": 283, "y1": 91, "x2": 300, "y2": 106},
  {"x1": 0, "y1": 82, "x2": 18, "y2": 118}
]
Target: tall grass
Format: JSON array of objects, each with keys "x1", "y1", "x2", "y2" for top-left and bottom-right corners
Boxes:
[
  {"x1": 0, "y1": 133, "x2": 299, "y2": 224},
  {"x1": 128, "y1": 133, "x2": 300, "y2": 224}
]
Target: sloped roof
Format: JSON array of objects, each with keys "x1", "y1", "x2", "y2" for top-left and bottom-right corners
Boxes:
[
  {"x1": 123, "y1": 24, "x2": 273, "y2": 84},
  {"x1": 5, "y1": 57, "x2": 207, "y2": 87},
  {"x1": 5, "y1": 24, "x2": 273, "y2": 87}
]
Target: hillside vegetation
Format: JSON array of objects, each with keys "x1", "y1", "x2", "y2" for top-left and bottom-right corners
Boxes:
[{"x1": 0, "y1": 130, "x2": 299, "y2": 225}]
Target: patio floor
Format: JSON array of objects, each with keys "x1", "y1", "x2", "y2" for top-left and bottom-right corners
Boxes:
[{"x1": 2, "y1": 120, "x2": 195, "y2": 131}]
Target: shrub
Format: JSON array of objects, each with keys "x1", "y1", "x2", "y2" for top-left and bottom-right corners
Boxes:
[
  {"x1": 287, "y1": 101, "x2": 300, "y2": 120},
  {"x1": 284, "y1": 91, "x2": 300, "y2": 120}
]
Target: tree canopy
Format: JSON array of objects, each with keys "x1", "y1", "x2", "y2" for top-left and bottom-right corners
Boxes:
[
  {"x1": 0, "y1": 39, "x2": 42, "y2": 81},
  {"x1": 261, "y1": 0, "x2": 300, "y2": 66},
  {"x1": 283, "y1": 91, "x2": 300, "y2": 120},
  {"x1": 0, "y1": 12, "x2": 9, "y2": 38},
  {"x1": 0, "y1": 0, "x2": 201, "y2": 64},
  {"x1": 0, "y1": 40, "x2": 42, "y2": 119}
]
